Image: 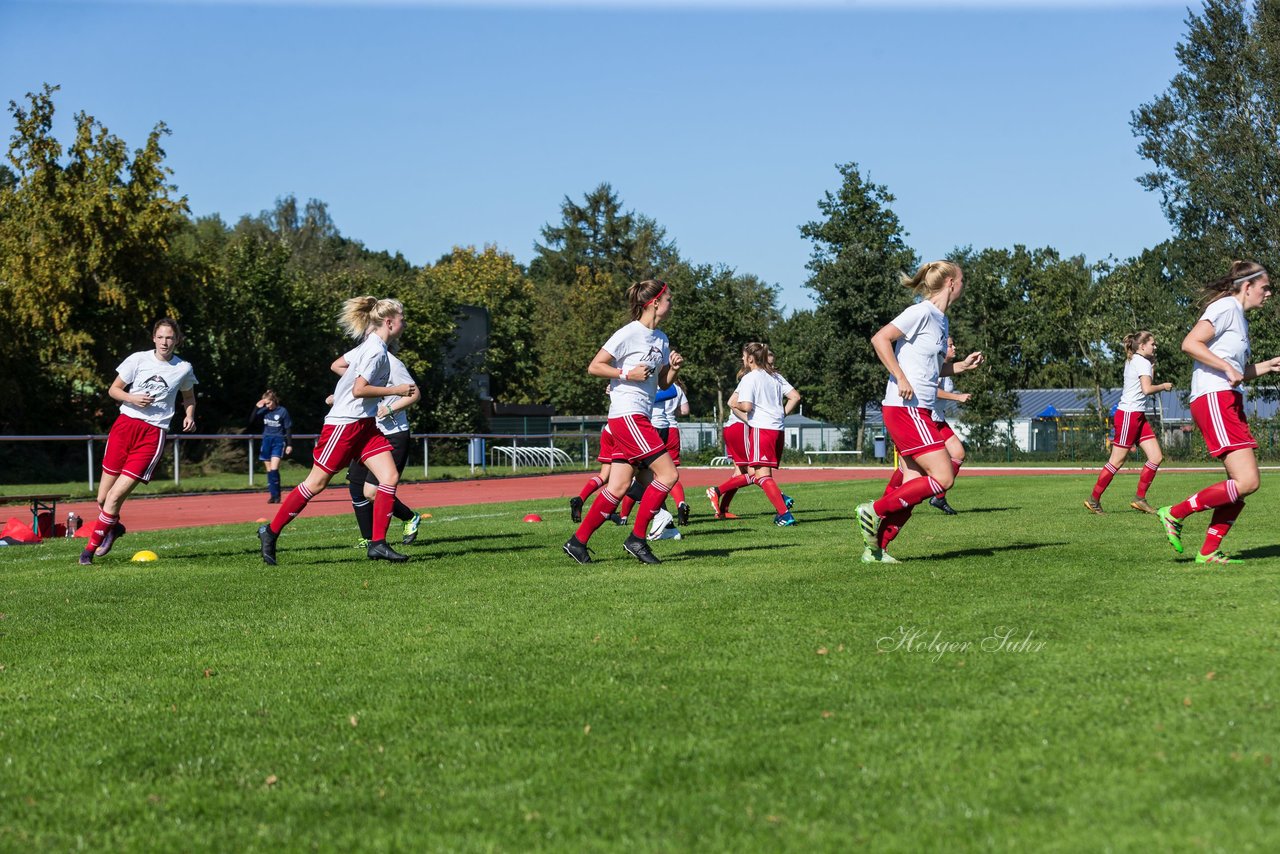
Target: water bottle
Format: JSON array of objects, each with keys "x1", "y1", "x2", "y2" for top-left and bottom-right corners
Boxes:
[{"x1": 66, "y1": 512, "x2": 79, "y2": 537}]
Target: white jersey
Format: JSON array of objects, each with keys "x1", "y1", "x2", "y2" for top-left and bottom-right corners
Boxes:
[
  {"x1": 601, "y1": 321, "x2": 671, "y2": 419},
  {"x1": 650, "y1": 385, "x2": 687, "y2": 429},
  {"x1": 1118, "y1": 354, "x2": 1155, "y2": 413},
  {"x1": 1190, "y1": 296, "x2": 1250, "y2": 403},
  {"x1": 377, "y1": 353, "x2": 414, "y2": 435},
  {"x1": 736, "y1": 369, "x2": 787, "y2": 431},
  {"x1": 326, "y1": 334, "x2": 390, "y2": 425},
  {"x1": 933, "y1": 375, "x2": 954, "y2": 421},
  {"x1": 115, "y1": 350, "x2": 198, "y2": 429},
  {"x1": 882, "y1": 301, "x2": 947, "y2": 411}
]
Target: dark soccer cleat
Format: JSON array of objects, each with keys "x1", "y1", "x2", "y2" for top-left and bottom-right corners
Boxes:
[
  {"x1": 563, "y1": 536, "x2": 593, "y2": 564},
  {"x1": 94, "y1": 522, "x2": 126, "y2": 557},
  {"x1": 929, "y1": 496, "x2": 958, "y2": 515},
  {"x1": 783, "y1": 493, "x2": 795, "y2": 510},
  {"x1": 607, "y1": 512, "x2": 625, "y2": 526},
  {"x1": 402, "y1": 513, "x2": 422, "y2": 545},
  {"x1": 257, "y1": 524, "x2": 278, "y2": 566},
  {"x1": 623, "y1": 533, "x2": 661, "y2": 564},
  {"x1": 78, "y1": 549, "x2": 94, "y2": 566},
  {"x1": 267, "y1": 495, "x2": 281, "y2": 504},
  {"x1": 367, "y1": 541, "x2": 410, "y2": 562},
  {"x1": 677, "y1": 501, "x2": 690, "y2": 527},
  {"x1": 569, "y1": 496, "x2": 584, "y2": 523},
  {"x1": 774, "y1": 511, "x2": 797, "y2": 527}
]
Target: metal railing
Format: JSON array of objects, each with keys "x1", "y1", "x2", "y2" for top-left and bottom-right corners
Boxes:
[{"x1": 0, "y1": 432, "x2": 601, "y2": 489}]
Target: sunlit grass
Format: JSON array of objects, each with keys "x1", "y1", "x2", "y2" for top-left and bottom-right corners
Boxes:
[{"x1": 2, "y1": 473, "x2": 1279, "y2": 850}]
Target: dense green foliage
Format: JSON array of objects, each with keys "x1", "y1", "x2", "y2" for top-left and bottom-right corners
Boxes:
[
  {"x1": 5, "y1": 1, "x2": 1279, "y2": 444},
  {"x1": 3, "y1": 475, "x2": 1280, "y2": 849}
]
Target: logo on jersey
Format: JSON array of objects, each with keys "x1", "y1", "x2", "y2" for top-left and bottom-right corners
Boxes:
[{"x1": 134, "y1": 375, "x2": 170, "y2": 403}]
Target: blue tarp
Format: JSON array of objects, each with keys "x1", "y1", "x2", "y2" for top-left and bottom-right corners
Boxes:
[{"x1": 1036, "y1": 405, "x2": 1060, "y2": 418}]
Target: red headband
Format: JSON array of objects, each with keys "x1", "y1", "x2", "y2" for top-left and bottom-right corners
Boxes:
[{"x1": 643, "y1": 282, "x2": 669, "y2": 308}]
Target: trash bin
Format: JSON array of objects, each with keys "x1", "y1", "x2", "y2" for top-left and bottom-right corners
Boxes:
[
  {"x1": 873, "y1": 434, "x2": 886, "y2": 461},
  {"x1": 467, "y1": 437, "x2": 485, "y2": 469}
]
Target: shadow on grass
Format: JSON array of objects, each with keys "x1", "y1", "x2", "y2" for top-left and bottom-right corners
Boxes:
[
  {"x1": 926, "y1": 541, "x2": 1069, "y2": 561},
  {"x1": 931, "y1": 506, "x2": 1018, "y2": 515},
  {"x1": 671, "y1": 543, "x2": 801, "y2": 559},
  {"x1": 1233, "y1": 543, "x2": 1280, "y2": 560}
]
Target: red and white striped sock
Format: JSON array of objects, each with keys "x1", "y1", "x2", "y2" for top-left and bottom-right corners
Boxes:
[
  {"x1": 372, "y1": 483, "x2": 396, "y2": 542},
  {"x1": 882, "y1": 467, "x2": 905, "y2": 497},
  {"x1": 1136, "y1": 461, "x2": 1160, "y2": 498},
  {"x1": 1171, "y1": 479, "x2": 1238, "y2": 519},
  {"x1": 632, "y1": 481, "x2": 673, "y2": 538},
  {"x1": 873, "y1": 477, "x2": 944, "y2": 517},
  {"x1": 1201, "y1": 500, "x2": 1245, "y2": 555},
  {"x1": 87, "y1": 511, "x2": 119, "y2": 553},
  {"x1": 1091, "y1": 462, "x2": 1119, "y2": 502},
  {"x1": 270, "y1": 483, "x2": 314, "y2": 534},
  {"x1": 575, "y1": 489, "x2": 620, "y2": 543},
  {"x1": 756, "y1": 476, "x2": 789, "y2": 515},
  {"x1": 578, "y1": 475, "x2": 604, "y2": 502}
]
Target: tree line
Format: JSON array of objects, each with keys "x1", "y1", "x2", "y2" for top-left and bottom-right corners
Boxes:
[{"x1": 2, "y1": 0, "x2": 1278, "y2": 451}]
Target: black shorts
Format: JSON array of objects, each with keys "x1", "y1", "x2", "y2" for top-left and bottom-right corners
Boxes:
[{"x1": 347, "y1": 430, "x2": 410, "y2": 487}]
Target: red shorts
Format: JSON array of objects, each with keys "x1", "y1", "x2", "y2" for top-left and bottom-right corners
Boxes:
[
  {"x1": 932, "y1": 418, "x2": 956, "y2": 443},
  {"x1": 723, "y1": 421, "x2": 747, "y2": 465},
  {"x1": 608, "y1": 414, "x2": 666, "y2": 466},
  {"x1": 746, "y1": 426, "x2": 784, "y2": 467},
  {"x1": 597, "y1": 425, "x2": 616, "y2": 463},
  {"x1": 1112, "y1": 409, "x2": 1155, "y2": 450},
  {"x1": 312, "y1": 419, "x2": 394, "y2": 474},
  {"x1": 883, "y1": 406, "x2": 946, "y2": 457},
  {"x1": 664, "y1": 426, "x2": 682, "y2": 466},
  {"x1": 101, "y1": 415, "x2": 166, "y2": 483},
  {"x1": 1191, "y1": 390, "x2": 1257, "y2": 458}
]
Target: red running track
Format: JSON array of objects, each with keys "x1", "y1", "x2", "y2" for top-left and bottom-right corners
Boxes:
[{"x1": 47, "y1": 466, "x2": 1101, "y2": 534}]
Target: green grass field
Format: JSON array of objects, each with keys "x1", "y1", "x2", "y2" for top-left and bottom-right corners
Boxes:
[{"x1": 2, "y1": 473, "x2": 1279, "y2": 851}]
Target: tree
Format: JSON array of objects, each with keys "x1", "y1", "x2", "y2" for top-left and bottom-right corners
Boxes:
[
  {"x1": 0, "y1": 84, "x2": 189, "y2": 432},
  {"x1": 1132, "y1": 0, "x2": 1280, "y2": 275},
  {"x1": 530, "y1": 183, "x2": 678, "y2": 286},
  {"x1": 421, "y1": 245, "x2": 538, "y2": 404},
  {"x1": 661, "y1": 262, "x2": 781, "y2": 419},
  {"x1": 531, "y1": 266, "x2": 625, "y2": 415},
  {"x1": 799, "y1": 163, "x2": 917, "y2": 436}
]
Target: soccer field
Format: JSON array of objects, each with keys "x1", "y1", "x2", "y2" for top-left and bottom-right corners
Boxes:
[{"x1": 2, "y1": 473, "x2": 1279, "y2": 850}]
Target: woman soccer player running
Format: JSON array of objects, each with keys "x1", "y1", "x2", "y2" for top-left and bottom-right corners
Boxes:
[
  {"x1": 856, "y1": 261, "x2": 983, "y2": 563},
  {"x1": 1084, "y1": 331, "x2": 1173, "y2": 515},
  {"x1": 1157, "y1": 262, "x2": 1280, "y2": 564},
  {"x1": 343, "y1": 343, "x2": 425, "y2": 547},
  {"x1": 257, "y1": 297, "x2": 416, "y2": 565},
  {"x1": 80, "y1": 318, "x2": 197, "y2": 565},
  {"x1": 250, "y1": 390, "x2": 292, "y2": 504},
  {"x1": 729, "y1": 342, "x2": 801, "y2": 526},
  {"x1": 563, "y1": 279, "x2": 685, "y2": 565}
]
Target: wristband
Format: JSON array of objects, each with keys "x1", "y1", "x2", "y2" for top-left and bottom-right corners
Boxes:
[{"x1": 619, "y1": 367, "x2": 625, "y2": 379}]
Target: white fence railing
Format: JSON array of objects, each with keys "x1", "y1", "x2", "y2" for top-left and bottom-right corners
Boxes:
[{"x1": 0, "y1": 432, "x2": 604, "y2": 490}]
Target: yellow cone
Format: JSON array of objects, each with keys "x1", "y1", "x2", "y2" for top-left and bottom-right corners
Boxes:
[{"x1": 131, "y1": 550, "x2": 159, "y2": 562}]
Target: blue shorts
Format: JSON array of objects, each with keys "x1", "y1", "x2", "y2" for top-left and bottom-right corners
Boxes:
[{"x1": 259, "y1": 434, "x2": 286, "y2": 461}]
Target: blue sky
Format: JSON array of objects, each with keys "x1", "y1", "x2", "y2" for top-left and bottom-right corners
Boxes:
[{"x1": 2, "y1": 0, "x2": 1193, "y2": 312}]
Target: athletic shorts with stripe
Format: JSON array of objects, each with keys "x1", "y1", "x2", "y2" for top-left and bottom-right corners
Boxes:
[
  {"x1": 932, "y1": 418, "x2": 956, "y2": 443},
  {"x1": 723, "y1": 421, "x2": 747, "y2": 465},
  {"x1": 596, "y1": 424, "x2": 616, "y2": 464},
  {"x1": 101, "y1": 415, "x2": 167, "y2": 483},
  {"x1": 1191, "y1": 390, "x2": 1257, "y2": 458},
  {"x1": 883, "y1": 406, "x2": 947, "y2": 457},
  {"x1": 1111, "y1": 409, "x2": 1155, "y2": 450},
  {"x1": 312, "y1": 419, "x2": 394, "y2": 474},
  {"x1": 746, "y1": 426, "x2": 784, "y2": 467},
  {"x1": 608, "y1": 414, "x2": 666, "y2": 467}
]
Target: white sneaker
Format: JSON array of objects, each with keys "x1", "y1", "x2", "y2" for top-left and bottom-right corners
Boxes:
[
  {"x1": 655, "y1": 526, "x2": 683, "y2": 540},
  {"x1": 647, "y1": 508, "x2": 674, "y2": 540}
]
